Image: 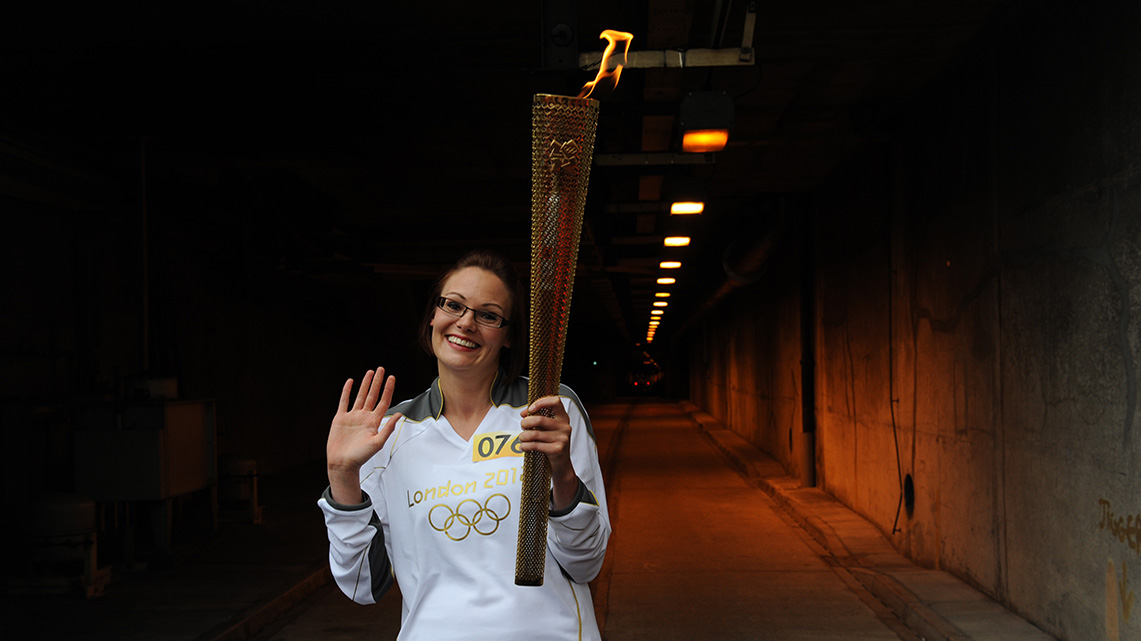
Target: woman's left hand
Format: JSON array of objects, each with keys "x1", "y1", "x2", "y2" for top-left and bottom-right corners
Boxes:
[{"x1": 520, "y1": 396, "x2": 578, "y2": 509}]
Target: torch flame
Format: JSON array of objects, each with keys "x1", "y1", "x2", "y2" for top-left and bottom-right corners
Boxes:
[{"x1": 577, "y1": 29, "x2": 633, "y2": 99}]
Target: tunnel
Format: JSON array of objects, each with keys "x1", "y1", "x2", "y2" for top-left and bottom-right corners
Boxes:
[{"x1": 1, "y1": 2, "x2": 1139, "y2": 640}]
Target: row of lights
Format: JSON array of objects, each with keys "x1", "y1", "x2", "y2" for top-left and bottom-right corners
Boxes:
[
  {"x1": 644, "y1": 91, "x2": 732, "y2": 345},
  {"x1": 645, "y1": 201, "x2": 704, "y2": 344}
]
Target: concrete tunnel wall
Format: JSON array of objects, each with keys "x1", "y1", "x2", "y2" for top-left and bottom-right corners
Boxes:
[{"x1": 688, "y1": 6, "x2": 1141, "y2": 641}]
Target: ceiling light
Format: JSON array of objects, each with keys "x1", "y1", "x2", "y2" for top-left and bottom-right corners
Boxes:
[
  {"x1": 670, "y1": 201, "x2": 704, "y2": 215},
  {"x1": 682, "y1": 129, "x2": 730, "y2": 153},
  {"x1": 653, "y1": 301, "x2": 668, "y2": 307},
  {"x1": 651, "y1": 310, "x2": 664, "y2": 315},
  {"x1": 663, "y1": 236, "x2": 691, "y2": 247},
  {"x1": 679, "y1": 91, "x2": 734, "y2": 153},
  {"x1": 666, "y1": 177, "x2": 706, "y2": 215},
  {"x1": 660, "y1": 261, "x2": 681, "y2": 269},
  {"x1": 655, "y1": 292, "x2": 670, "y2": 298},
  {"x1": 657, "y1": 277, "x2": 676, "y2": 285}
]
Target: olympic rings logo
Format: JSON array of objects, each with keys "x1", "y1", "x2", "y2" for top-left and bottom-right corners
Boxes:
[{"x1": 428, "y1": 494, "x2": 512, "y2": 541}]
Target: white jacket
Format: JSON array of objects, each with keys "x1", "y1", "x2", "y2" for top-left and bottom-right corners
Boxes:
[{"x1": 319, "y1": 373, "x2": 610, "y2": 640}]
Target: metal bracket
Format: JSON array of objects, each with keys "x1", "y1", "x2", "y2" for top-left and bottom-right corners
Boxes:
[
  {"x1": 740, "y1": 0, "x2": 757, "y2": 63},
  {"x1": 579, "y1": 2, "x2": 757, "y2": 69},
  {"x1": 580, "y1": 47, "x2": 753, "y2": 70}
]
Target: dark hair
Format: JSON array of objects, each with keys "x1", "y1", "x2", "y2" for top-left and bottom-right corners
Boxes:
[{"x1": 418, "y1": 249, "x2": 527, "y2": 380}]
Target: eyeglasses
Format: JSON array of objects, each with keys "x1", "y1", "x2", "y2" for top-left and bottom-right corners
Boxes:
[{"x1": 435, "y1": 297, "x2": 511, "y2": 328}]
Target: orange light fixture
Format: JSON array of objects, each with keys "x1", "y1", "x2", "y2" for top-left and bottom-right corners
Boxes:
[
  {"x1": 657, "y1": 277, "x2": 676, "y2": 285},
  {"x1": 653, "y1": 301, "x2": 668, "y2": 307},
  {"x1": 660, "y1": 261, "x2": 681, "y2": 269},
  {"x1": 663, "y1": 236, "x2": 691, "y2": 247},
  {"x1": 679, "y1": 91, "x2": 734, "y2": 153},
  {"x1": 651, "y1": 310, "x2": 664, "y2": 315},
  {"x1": 655, "y1": 292, "x2": 670, "y2": 298},
  {"x1": 682, "y1": 129, "x2": 729, "y2": 153},
  {"x1": 670, "y1": 201, "x2": 704, "y2": 215}
]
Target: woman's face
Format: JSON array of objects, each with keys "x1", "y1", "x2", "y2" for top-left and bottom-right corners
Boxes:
[{"x1": 430, "y1": 266, "x2": 514, "y2": 379}]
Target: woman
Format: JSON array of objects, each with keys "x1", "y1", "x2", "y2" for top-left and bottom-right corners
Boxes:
[{"x1": 319, "y1": 250, "x2": 610, "y2": 641}]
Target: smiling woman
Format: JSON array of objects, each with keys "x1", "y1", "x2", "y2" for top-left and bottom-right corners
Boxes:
[
  {"x1": 319, "y1": 249, "x2": 611, "y2": 641},
  {"x1": 418, "y1": 250, "x2": 527, "y2": 385}
]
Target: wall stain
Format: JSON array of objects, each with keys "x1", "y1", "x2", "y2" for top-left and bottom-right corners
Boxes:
[
  {"x1": 1108, "y1": 558, "x2": 1135, "y2": 641},
  {"x1": 1123, "y1": 562, "x2": 1135, "y2": 622},
  {"x1": 909, "y1": 264, "x2": 999, "y2": 336}
]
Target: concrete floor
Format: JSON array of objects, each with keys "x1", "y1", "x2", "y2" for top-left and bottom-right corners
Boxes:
[
  {"x1": 4, "y1": 400, "x2": 1057, "y2": 641},
  {"x1": 591, "y1": 402, "x2": 910, "y2": 641}
]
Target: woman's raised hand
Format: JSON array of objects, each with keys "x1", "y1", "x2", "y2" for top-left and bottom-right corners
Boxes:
[{"x1": 326, "y1": 368, "x2": 400, "y2": 504}]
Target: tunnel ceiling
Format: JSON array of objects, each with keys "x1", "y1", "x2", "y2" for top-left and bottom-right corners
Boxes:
[{"x1": 1, "y1": 0, "x2": 1005, "y2": 353}]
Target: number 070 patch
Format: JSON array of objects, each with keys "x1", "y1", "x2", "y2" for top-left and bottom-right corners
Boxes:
[{"x1": 472, "y1": 431, "x2": 524, "y2": 463}]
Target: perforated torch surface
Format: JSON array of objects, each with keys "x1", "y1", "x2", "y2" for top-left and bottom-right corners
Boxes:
[{"x1": 516, "y1": 94, "x2": 600, "y2": 586}]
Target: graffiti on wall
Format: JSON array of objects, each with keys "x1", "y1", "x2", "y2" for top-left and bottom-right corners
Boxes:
[
  {"x1": 1100, "y1": 499, "x2": 1138, "y2": 640},
  {"x1": 1100, "y1": 499, "x2": 1141, "y2": 556}
]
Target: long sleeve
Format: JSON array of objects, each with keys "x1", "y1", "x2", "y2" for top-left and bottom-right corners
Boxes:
[
  {"x1": 546, "y1": 389, "x2": 611, "y2": 583},
  {"x1": 318, "y1": 429, "x2": 398, "y2": 605},
  {"x1": 318, "y1": 486, "x2": 394, "y2": 604}
]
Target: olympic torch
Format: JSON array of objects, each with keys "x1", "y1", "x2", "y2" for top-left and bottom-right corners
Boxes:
[{"x1": 515, "y1": 30, "x2": 632, "y2": 587}]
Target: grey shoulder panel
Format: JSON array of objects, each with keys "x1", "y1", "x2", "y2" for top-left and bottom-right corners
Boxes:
[
  {"x1": 388, "y1": 379, "x2": 442, "y2": 422},
  {"x1": 492, "y1": 372, "x2": 530, "y2": 407},
  {"x1": 558, "y1": 383, "x2": 596, "y2": 442}
]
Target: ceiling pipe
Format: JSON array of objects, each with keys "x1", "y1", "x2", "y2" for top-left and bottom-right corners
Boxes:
[
  {"x1": 580, "y1": 47, "x2": 753, "y2": 69},
  {"x1": 673, "y1": 200, "x2": 786, "y2": 338}
]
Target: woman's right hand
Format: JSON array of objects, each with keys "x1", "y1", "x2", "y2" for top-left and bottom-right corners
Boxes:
[{"x1": 326, "y1": 367, "x2": 400, "y2": 504}]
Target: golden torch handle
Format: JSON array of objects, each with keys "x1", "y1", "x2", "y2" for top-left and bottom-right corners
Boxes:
[{"x1": 515, "y1": 94, "x2": 600, "y2": 586}]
